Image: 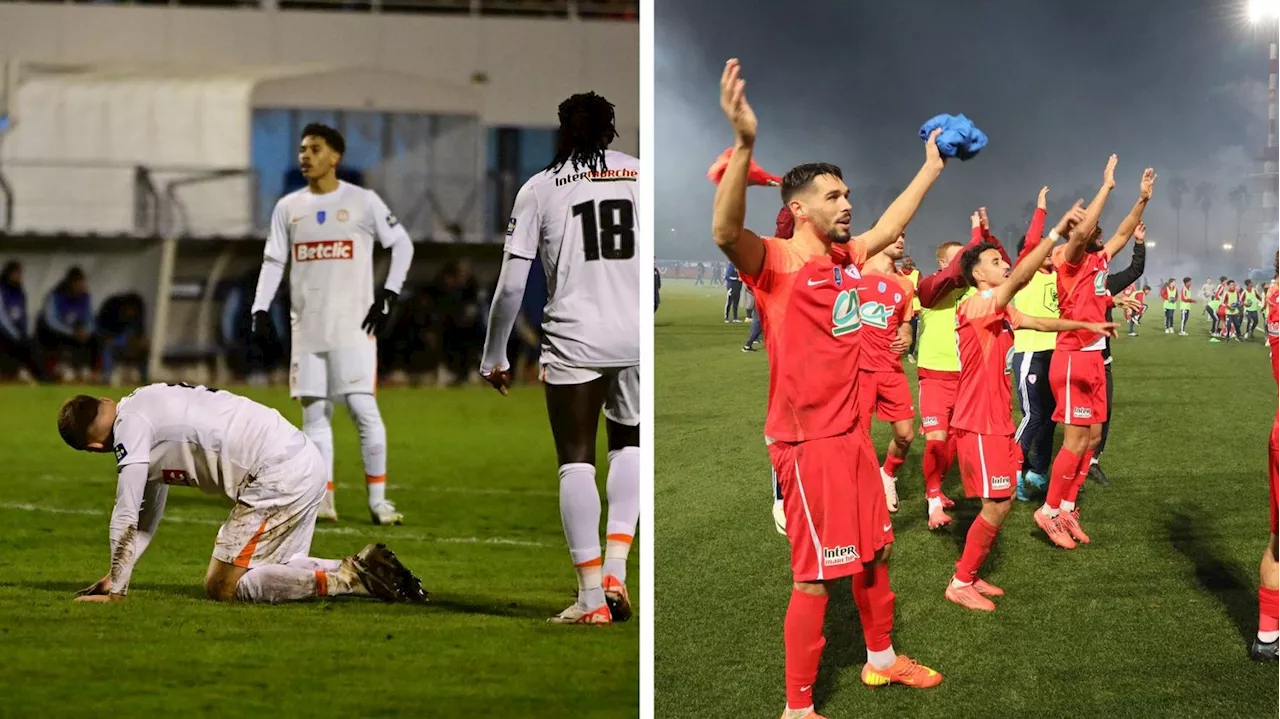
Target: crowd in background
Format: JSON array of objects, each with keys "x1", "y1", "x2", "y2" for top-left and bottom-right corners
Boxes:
[{"x1": 0, "y1": 257, "x2": 547, "y2": 388}]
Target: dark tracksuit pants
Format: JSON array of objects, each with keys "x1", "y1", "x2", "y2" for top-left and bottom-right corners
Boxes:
[
  {"x1": 1014, "y1": 349, "x2": 1056, "y2": 476},
  {"x1": 1095, "y1": 360, "x2": 1116, "y2": 457},
  {"x1": 724, "y1": 280, "x2": 743, "y2": 321}
]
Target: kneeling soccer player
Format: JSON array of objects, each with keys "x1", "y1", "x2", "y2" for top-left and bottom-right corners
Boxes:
[
  {"x1": 946, "y1": 205, "x2": 1114, "y2": 612},
  {"x1": 57, "y1": 383, "x2": 427, "y2": 604}
]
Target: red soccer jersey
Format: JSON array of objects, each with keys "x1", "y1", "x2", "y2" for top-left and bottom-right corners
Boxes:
[
  {"x1": 852, "y1": 270, "x2": 914, "y2": 373},
  {"x1": 1267, "y1": 284, "x2": 1278, "y2": 383},
  {"x1": 744, "y1": 238, "x2": 870, "y2": 443},
  {"x1": 951, "y1": 290, "x2": 1024, "y2": 436},
  {"x1": 1052, "y1": 245, "x2": 1110, "y2": 352}
]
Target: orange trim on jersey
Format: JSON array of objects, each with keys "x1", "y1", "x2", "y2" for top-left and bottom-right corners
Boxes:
[
  {"x1": 314, "y1": 570, "x2": 328, "y2": 597},
  {"x1": 233, "y1": 518, "x2": 270, "y2": 569},
  {"x1": 575, "y1": 557, "x2": 604, "y2": 568},
  {"x1": 605, "y1": 533, "x2": 633, "y2": 544},
  {"x1": 365, "y1": 474, "x2": 386, "y2": 485},
  {"x1": 325, "y1": 481, "x2": 334, "y2": 491}
]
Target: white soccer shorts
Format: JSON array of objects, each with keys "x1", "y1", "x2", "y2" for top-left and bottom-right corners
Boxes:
[
  {"x1": 290, "y1": 342, "x2": 377, "y2": 398},
  {"x1": 213, "y1": 440, "x2": 326, "y2": 569},
  {"x1": 540, "y1": 363, "x2": 640, "y2": 427}
]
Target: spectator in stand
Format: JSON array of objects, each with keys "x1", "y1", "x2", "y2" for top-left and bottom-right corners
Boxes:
[
  {"x1": 37, "y1": 267, "x2": 97, "y2": 382},
  {"x1": 95, "y1": 292, "x2": 149, "y2": 386},
  {"x1": 0, "y1": 261, "x2": 46, "y2": 382},
  {"x1": 381, "y1": 285, "x2": 439, "y2": 386},
  {"x1": 221, "y1": 269, "x2": 288, "y2": 384},
  {"x1": 436, "y1": 259, "x2": 483, "y2": 386}
]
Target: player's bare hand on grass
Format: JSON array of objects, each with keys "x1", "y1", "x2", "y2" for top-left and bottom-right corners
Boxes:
[
  {"x1": 481, "y1": 368, "x2": 512, "y2": 396},
  {"x1": 719, "y1": 59, "x2": 757, "y2": 145},
  {"x1": 1138, "y1": 168, "x2": 1157, "y2": 200},
  {"x1": 74, "y1": 594, "x2": 122, "y2": 603},
  {"x1": 1102, "y1": 154, "x2": 1118, "y2": 189},
  {"x1": 1037, "y1": 186, "x2": 1049, "y2": 210},
  {"x1": 76, "y1": 574, "x2": 111, "y2": 597}
]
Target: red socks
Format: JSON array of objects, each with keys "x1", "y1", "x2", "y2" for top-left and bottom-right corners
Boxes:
[
  {"x1": 1045, "y1": 448, "x2": 1081, "y2": 509},
  {"x1": 883, "y1": 453, "x2": 906, "y2": 478},
  {"x1": 784, "y1": 589, "x2": 828, "y2": 709},
  {"x1": 1064, "y1": 449, "x2": 1094, "y2": 504},
  {"x1": 923, "y1": 440, "x2": 948, "y2": 498},
  {"x1": 1261, "y1": 587, "x2": 1279, "y2": 635},
  {"x1": 851, "y1": 562, "x2": 895, "y2": 652},
  {"x1": 954, "y1": 515, "x2": 1001, "y2": 583}
]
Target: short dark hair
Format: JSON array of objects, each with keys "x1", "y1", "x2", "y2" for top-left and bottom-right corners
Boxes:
[
  {"x1": 1182, "y1": 277, "x2": 1191, "y2": 283},
  {"x1": 959, "y1": 241, "x2": 1001, "y2": 287},
  {"x1": 1220, "y1": 276, "x2": 1228, "y2": 282},
  {"x1": 301, "y1": 123, "x2": 345, "y2": 155},
  {"x1": 58, "y1": 395, "x2": 101, "y2": 450},
  {"x1": 780, "y1": 163, "x2": 843, "y2": 205}
]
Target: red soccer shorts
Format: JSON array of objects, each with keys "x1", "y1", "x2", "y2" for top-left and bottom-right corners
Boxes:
[
  {"x1": 1270, "y1": 415, "x2": 1278, "y2": 535},
  {"x1": 1050, "y1": 350, "x2": 1108, "y2": 426},
  {"x1": 769, "y1": 431, "x2": 894, "y2": 583},
  {"x1": 953, "y1": 429, "x2": 1018, "y2": 500},
  {"x1": 917, "y1": 368, "x2": 958, "y2": 434},
  {"x1": 859, "y1": 370, "x2": 915, "y2": 424}
]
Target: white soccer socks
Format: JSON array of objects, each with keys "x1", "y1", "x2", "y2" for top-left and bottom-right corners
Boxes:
[
  {"x1": 345, "y1": 393, "x2": 389, "y2": 508},
  {"x1": 234, "y1": 565, "x2": 329, "y2": 603},
  {"x1": 559, "y1": 462, "x2": 605, "y2": 608},
  {"x1": 603, "y1": 446, "x2": 640, "y2": 584},
  {"x1": 301, "y1": 398, "x2": 336, "y2": 501}
]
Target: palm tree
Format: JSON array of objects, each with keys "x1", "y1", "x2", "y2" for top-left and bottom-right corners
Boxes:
[
  {"x1": 1194, "y1": 181, "x2": 1215, "y2": 250},
  {"x1": 1168, "y1": 177, "x2": 1188, "y2": 254},
  {"x1": 1228, "y1": 184, "x2": 1249, "y2": 245}
]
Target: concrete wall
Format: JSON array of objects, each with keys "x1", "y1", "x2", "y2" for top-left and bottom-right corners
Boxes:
[{"x1": 0, "y1": 4, "x2": 639, "y2": 153}]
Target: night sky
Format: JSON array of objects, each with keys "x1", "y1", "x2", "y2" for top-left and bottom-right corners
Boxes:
[{"x1": 656, "y1": 0, "x2": 1278, "y2": 279}]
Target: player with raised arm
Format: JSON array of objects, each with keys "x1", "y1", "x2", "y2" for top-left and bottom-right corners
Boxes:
[
  {"x1": 1035, "y1": 156, "x2": 1155, "y2": 549},
  {"x1": 57, "y1": 384, "x2": 427, "y2": 605},
  {"x1": 479, "y1": 92, "x2": 640, "y2": 626},
  {"x1": 713, "y1": 60, "x2": 946, "y2": 719},
  {"x1": 1253, "y1": 254, "x2": 1279, "y2": 661},
  {"x1": 853, "y1": 234, "x2": 917, "y2": 513},
  {"x1": 251, "y1": 123, "x2": 414, "y2": 526},
  {"x1": 945, "y1": 205, "x2": 1114, "y2": 612}
]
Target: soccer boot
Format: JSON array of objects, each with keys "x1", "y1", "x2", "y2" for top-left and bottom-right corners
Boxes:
[
  {"x1": 779, "y1": 708, "x2": 827, "y2": 719},
  {"x1": 1034, "y1": 510, "x2": 1077, "y2": 549},
  {"x1": 939, "y1": 493, "x2": 956, "y2": 509},
  {"x1": 351, "y1": 543, "x2": 429, "y2": 602},
  {"x1": 927, "y1": 505, "x2": 952, "y2": 530},
  {"x1": 1015, "y1": 472, "x2": 1034, "y2": 502},
  {"x1": 1087, "y1": 463, "x2": 1110, "y2": 487},
  {"x1": 881, "y1": 468, "x2": 899, "y2": 513},
  {"x1": 370, "y1": 500, "x2": 404, "y2": 526},
  {"x1": 972, "y1": 578, "x2": 1004, "y2": 597},
  {"x1": 1250, "y1": 637, "x2": 1278, "y2": 661},
  {"x1": 1057, "y1": 509, "x2": 1091, "y2": 544},
  {"x1": 860, "y1": 655, "x2": 944, "y2": 688},
  {"x1": 549, "y1": 601, "x2": 612, "y2": 625},
  {"x1": 603, "y1": 574, "x2": 632, "y2": 623},
  {"x1": 773, "y1": 499, "x2": 787, "y2": 535},
  {"x1": 945, "y1": 582, "x2": 995, "y2": 612},
  {"x1": 317, "y1": 491, "x2": 338, "y2": 522}
]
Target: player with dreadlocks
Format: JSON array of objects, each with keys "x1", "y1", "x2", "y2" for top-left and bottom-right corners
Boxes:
[{"x1": 480, "y1": 92, "x2": 641, "y2": 625}]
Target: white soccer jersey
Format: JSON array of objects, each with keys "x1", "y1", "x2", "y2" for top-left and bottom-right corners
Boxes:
[
  {"x1": 263, "y1": 181, "x2": 409, "y2": 353},
  {"x1": 505, "y1": 150, "x2": 640, "y2": 368},
  {"x1": 112, "y1": 383, "x2": 309, "y2": 503}
]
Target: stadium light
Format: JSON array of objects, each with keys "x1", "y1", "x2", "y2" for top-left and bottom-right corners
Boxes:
[
  {"x1": 1147, "y1": 241, "x2": 1157, "y2": 248},
  {"x1": 1223, "y1": 242, "x2": 1235, "y2": 251},
  {"x1": 1248, "y1": 0, "x2": 1280, "y2": 23}
]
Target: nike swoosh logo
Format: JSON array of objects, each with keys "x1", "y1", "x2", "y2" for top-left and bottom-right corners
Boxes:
[
  {"x1": 800, "y1": 685, "x2": 811, "y2": 693},
  {"x1": 807, "y1": 278, "x2": 828, "y2": 287},
  {"x1": 884, "y1": 524, "x2": 893, "y2": 533},
  {"x1": 290, "y1": 217, "x2": 303, "y2": 223}
]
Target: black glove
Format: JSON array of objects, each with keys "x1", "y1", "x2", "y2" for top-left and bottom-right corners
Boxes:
[
  {"x1": 250, "y1": 310, "x2": 277, "y2": 348},
  {"x1": 362, "y1": 289, "x2": 398, "y2": 337}
]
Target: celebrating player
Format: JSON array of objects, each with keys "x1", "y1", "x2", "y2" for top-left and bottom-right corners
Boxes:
[
  {"x1": 57, "y1": 383, "x2": 427, "y2": 604},
  {"x1": 251, "y1": 123, "x2": 414, "y2": 526},
  {"x1": 853, "y1": 234, "x2": 917, "y2": 512},
  {"x1": 946, "y1": 205, "x2": 1114, "y2": 612},
  {"x1": 712, "y1": 59, "x2": 945, "y2": 719},
  {"x1": 1254, "y1": 255, "x2": 1279, "y2": 661},
  {"x1": 480, "y1": 92, "x2": 640, "y2": 626},
  {"x1": 1035, "y1": 156, "x2": 1155, "y2": 549}
]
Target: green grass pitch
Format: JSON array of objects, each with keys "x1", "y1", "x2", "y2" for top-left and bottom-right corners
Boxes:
[
  {"x1": 0, "y1": 383, "x2": 638, "y2": 717},
  {"x1": 654, "y1": 278, "x2": 1278, "y2": 718}
]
